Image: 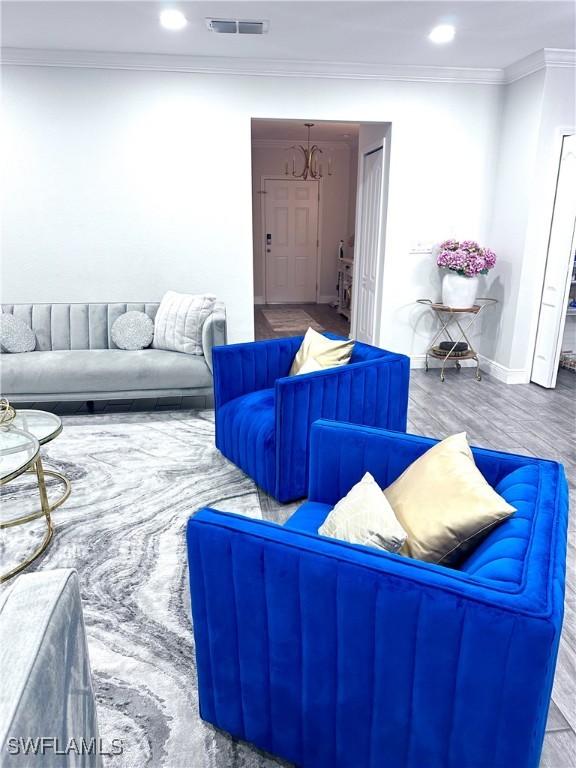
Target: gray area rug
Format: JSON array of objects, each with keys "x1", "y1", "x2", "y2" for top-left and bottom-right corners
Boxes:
[{"x1": 0, "y1": 410, "x2": 297, "y2": 768}]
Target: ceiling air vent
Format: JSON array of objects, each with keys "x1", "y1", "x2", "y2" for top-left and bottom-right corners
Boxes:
[{"x1": 206, "y1": 19, "x2": 269, "y2": 34}]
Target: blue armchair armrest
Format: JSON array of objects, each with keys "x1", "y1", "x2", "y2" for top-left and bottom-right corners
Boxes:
[
  {"x1": 187, "y1": 488, "x2": 567, "y2": 768},
  {"x1": 212, "y1": 337, "x2": 301, "y2": 408},
  {"x1": 274, "y1": 355, "x2": 409, "y2": 500}
]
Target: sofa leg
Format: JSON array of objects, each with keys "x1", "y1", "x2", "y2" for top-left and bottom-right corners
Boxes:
[{"x1": 87, "y1": 400, "x2": 95, "y2": 413}]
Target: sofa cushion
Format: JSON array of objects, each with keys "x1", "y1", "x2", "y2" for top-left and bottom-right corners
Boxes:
[
  {"x1": 460, "y1": 465, "x2": 539, "y2": 583},
  {"x1": 0, "y1": 349, "x2": 212, "y2": 395},
  {"x1": 0, "y1": 314, "x2": 36, "y2": 353},
  {"x1": 111, "y1": 311, "x2": 154, "y2": 351},
  {"x1": 153, "y1": 291, "x2": 216, "y2": 355},
  {"x1": 216, "y1": 388, "x2": 276, "y2": 493},
  {"x1": 284, "y1": 500, "x2": 333, "y2": 533}
]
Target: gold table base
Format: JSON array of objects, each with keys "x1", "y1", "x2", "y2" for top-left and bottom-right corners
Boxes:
[{"x1": 0, "y1": 458, "x2": 69, "y2": 584}]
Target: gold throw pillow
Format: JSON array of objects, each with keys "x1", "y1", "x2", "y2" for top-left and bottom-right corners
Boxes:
[
  {"x1": 384, "y1": 433, "x2": 515, "y2": 566},
  {"x1": 290, "y1": 327, "x2": 354, "y2": 376}
]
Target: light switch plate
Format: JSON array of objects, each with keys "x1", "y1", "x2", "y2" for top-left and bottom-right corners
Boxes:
[{"x1": 410, "y1": 241, "x2": 434, "y2": 254}]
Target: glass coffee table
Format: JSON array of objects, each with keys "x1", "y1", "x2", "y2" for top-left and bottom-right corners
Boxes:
[{"x1": 0, "y1": 408, "x2": 71, "y2": 583}]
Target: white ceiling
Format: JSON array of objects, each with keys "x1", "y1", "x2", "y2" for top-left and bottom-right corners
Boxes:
[
  {"x1": 252, "y1": 119, "x2": 360, "y2": 143},
  {"x1": 2, "y1": 1, "x2": 575, "y2": 70}
]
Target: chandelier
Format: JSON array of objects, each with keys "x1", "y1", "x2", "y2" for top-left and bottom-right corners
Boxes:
[{"x1": 284, "y1": 123, "x2": 333, "y2": 180}]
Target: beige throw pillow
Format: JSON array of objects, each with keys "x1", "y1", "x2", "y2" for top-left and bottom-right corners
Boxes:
[
  {"x1": 290, "y1": 327, "x2": 354, "y2": 376},
  {"x1": 384, "y1": 433, "x2": 515, "y2": 566},
  {"x1": 319, "y1": 473, "x2": 407, "y2": 553}
]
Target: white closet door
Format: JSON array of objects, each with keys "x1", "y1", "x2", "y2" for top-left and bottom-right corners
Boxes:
[
  {"x1": 531, "y1": 134, "x2": 576, "y2": 388},
  {"x1": 353, "y1": 147, "x2": 384, "y2": 344}
]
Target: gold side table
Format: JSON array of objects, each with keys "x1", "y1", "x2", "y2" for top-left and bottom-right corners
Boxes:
[
  {"x1": 0, "y1": 428, "x2": 53, "y2": 583},
  {"x1": 417, "y1": 298, "x2": 497, "y2": 382},
  {"x1": 0, "y1": 408, "x2": 71, "y2": 583},
  {"x1": 9, "y1": 410, "x2": 71, "y2": 521}
]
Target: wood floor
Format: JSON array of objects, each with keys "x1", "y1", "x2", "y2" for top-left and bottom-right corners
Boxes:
[{"x1": 254, "y1": 302, "x2": 350, "y2": 339}]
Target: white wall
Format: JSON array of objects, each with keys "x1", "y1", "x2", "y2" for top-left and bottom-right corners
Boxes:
[
  {"x1": 485, "y1": 65, "x2": 575, "y2": 381},
  {"x1": 2, "y1": 64, "x2": 501, "y2": 348},
  {"x1": 251, "y1": 141, "x2": 354, "y2": 303},
  {"x1": 481, "y1": 71, "x2": 546, "y2": 376}
]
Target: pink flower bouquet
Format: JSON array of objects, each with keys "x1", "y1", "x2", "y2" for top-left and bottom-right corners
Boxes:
[{"x1": 437, "y1": 240, "x2": 496, "y2": 277}]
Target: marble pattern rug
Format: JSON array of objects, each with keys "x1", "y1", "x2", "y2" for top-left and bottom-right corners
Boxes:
[{"x1": 0, "y1": 410, "x2": 297, "y2": 768}]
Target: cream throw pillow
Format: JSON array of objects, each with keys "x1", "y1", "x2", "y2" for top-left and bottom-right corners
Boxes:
[
  {"x1": 384, "y1": 433, "x2": 515, "y2": 566},
  {"x1": 319, "y1": 473, "x2": 407, "y2": 553},
  {"x1": 153, "y1": 291, "x2": 216, "y2": 355},
  {"x1": 290, "y1": 327, "x2": 354, "y2": 376}
]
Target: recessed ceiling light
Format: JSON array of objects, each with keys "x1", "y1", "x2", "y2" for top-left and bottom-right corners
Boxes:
[
  {"x1": 160, "y1": 9, "x2": 188, "y2": 31},
  {"x1": 428, "y1": 24, "x2": 455, "y2": 44}
]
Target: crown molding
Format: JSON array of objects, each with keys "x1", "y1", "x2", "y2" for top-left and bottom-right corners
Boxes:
[
  {"x1": 0, "y1": 47, "x2": 505, "y2": 85},
  {"x1": 2, "y1": 46, "x2": 574, "y2": 85},
  {"x1": 504, "y1": 48, "x2": 576, "y2": 83}
]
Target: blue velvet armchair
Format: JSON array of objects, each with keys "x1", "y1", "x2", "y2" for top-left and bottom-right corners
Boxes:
[
  {"x1": 187, "y1": 420, "x2": 568, "y2": 768},
  {"x1": 212, "y1": 334, "x2": 409, "y2": 501}
]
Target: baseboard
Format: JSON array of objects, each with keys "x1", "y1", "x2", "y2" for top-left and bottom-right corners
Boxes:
[
  {"x1": 318, "y1": 295, "x2": 338, "y2": 304},
  {"x1": 410, "y1": 354, "x2": 530, "y2": 384},
  {"x1": 477, "y1": 355, "x2": 531, "y2": 384},
  {"x1": 254, "y1": 295, "x2": 265, "y2": 305}
]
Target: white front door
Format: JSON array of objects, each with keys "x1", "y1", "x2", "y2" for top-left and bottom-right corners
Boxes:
[
  {"x1": 353, "y1": 146, "x2": 384, "y2": 344},
  {"x1": 531, "y1": 134, "x2": 576, "y2": 388},
  {"x1": 264, "y1": 178, "x2": 319, "y2": 303}
]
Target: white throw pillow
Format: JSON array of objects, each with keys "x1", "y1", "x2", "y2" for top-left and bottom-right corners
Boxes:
[
  {"x1": 319, "y1": 472, "x2": 407, "y2": 553},
  {"x1": 153, "y1": 291, "x2": 216, "y2": 355},
  {"x1": 111, "y1": 311, "x2": 154, "y2": 351},
  {"x1": 0, "y1": 314, "x2": 36, "y2": 353}
]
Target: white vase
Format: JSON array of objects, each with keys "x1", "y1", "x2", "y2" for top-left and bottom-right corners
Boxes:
[{"x1": 441, "y1": 272, "x2": 479, "y2": 309}]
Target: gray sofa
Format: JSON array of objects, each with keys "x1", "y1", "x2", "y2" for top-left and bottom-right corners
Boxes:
[{"x1": 0, "y1": 301, "x2": 226, "y2": 404}]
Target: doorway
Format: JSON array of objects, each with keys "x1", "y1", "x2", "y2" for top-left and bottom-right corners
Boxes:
[
  {"x1": 251, "y1": 119, "x2": 390, "y2": 343},
  {"x1": 251, "y1": 118, "x2": 360, "y2": 339},
  {"x1": 531, "y1": 133, "x2": 576, "y2": 388}
]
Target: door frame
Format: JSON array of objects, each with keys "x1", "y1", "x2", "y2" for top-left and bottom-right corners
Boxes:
[
  {"x1": 260, "y1": 175, "x2": 322, "y2": 304},
  {"x1": 530, "y1": 129, "x2": 576, "y2": 386},
  {"x1": 350, "y1": 139, "x2": 387, "y2": 343}
]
